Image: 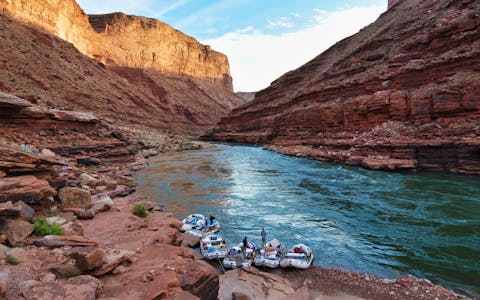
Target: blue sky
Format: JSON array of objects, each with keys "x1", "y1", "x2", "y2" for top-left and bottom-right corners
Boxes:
[{"x1": 78, "y1": 0, "x2": 386, "y2": 91}]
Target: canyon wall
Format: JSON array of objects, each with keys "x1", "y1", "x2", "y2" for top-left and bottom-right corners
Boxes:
[
  {"x1": 0, "y1": 0, "x2": 232, "y2": 86},
  {"x1": 0, "y1": 0, "x2": 244, "y2": 133},
  {"x1": 208, "y1": 0, "x2": 480, "y2": 175},
  {"x1": 388, "y1": 0, "x2": 404, "y2": 9}
]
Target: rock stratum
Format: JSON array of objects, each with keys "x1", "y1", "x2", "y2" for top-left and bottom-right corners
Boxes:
[
  {"x1": 0, "y1": 0, "x2": 244, "y2": 134},
  {"x1": 208, "y1": 0, "x2": 480, "y2": 175}
]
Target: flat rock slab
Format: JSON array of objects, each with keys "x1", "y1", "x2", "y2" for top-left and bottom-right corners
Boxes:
[
  {"x1": 219, "y1": 268, "x2": 302, "y2": 300},
  {"x1": 0, "y1": 201, "x2": 34, "y2": 218},
  {"x1": 21, "y1": 275, "x2": 103, "y2": 300},
  {"x1": 91, "y1": 249, "x2": 135, "y2": 276},
  {"x1": 0, "y1": 92, "x2": 32, "y2": 108},
  {"x1": 0, "y1": 219, "x2": 34, "y2": 246},
  {"x1": 34, "y1": 235, "x2": 98, "y2": 248},
  {"x1": 0, "y1": 175, "x2": 56, "y2": 204},
  {"x1": 0, "y1": 144, "x2": 64, "y2": 172}
]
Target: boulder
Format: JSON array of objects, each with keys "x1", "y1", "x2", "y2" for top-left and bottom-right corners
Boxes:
[
  {"x1": 15, "y1": 201, "x2": 35, "y2": 219},
  {"x1": 77, "y1": 209, "x2": 96, "y2": 220},
  {"x1": 21, "y1": 275, "x2": 104, "y2": 299},
  {"x1": 0, "y1": 171, "x2": 6, "y2": 178},
  {"x1": 91, "y1": 249, "x2": 135, "y2": 276},
  {"x1": 46, "y1": 216, "x2": 68, "y2": 226},
  {"x1": 69, "y1": 247, "x2": 105, "y2": 272},
  {"x1": 97, "y1": 179, "x2": 117, "y2": 191},
  {"x1": 78, "y1": 173, "x2": 99, "y2": 188},
  {"x1": 115, "y1": 175, "x2": 136, "y2": 187},
  {"x1": 61, "y1": 221, "x2": 84, "y2": 236},
  {"x1": 34, "y1": 235, "x2": 98, "y2": 248},
  {"x1": 0, "y1": 175, "x2": 56, "y2": 204},
  {"x1": 180, "y1": 235, "x2": 200, "y2": 248},
  {"x1": 90, "y1": 197, "x2": 113, "y2": 213},
  {"x1": 58, "y1": 187, "x2": 91, "y2": 209},
  {"x1": 219, "y1": 268, "x2": 300, "y2": 300},
  {"x1": 177, "y1": 261, "x2": 219, "y2": 300},
  {"x1": 0, "y1": 219, "x2": 34, "y2": 246}
]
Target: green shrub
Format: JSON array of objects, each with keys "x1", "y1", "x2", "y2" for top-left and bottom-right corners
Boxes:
[
  {"x1": 32, "y1": 217, "x2": 64, "y2": 236},
  {"x1": 133, "y1": 204, "x2": 148, "y2": 218},
  {"x1": 6, "y1": 255, "x2": 20, "y2": 265}
]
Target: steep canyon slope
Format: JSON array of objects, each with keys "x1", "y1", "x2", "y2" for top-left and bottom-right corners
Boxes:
[
  {"x1": 0, "y1": 0, "x2": 244, "y2": 134},
  {"x1": 208, "y1": 0, "x2": 480, "y2": 175}
]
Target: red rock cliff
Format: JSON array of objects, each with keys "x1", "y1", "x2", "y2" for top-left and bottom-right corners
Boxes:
[
  {"x1": 388, "y1": 0, "x2": 404, "y2": 9},
  {"x1": 0, "y1": 0, "x2": 232, "y2": 87},
  {"x1": 208, "y1": 0, "x2": 480, "y2": 175},
  {"x1": 0, "y1": 0, "x2": 244, "y2": 133}
]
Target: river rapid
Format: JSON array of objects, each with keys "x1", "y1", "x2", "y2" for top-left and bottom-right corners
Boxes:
[{"x1": 136, "y1": 143, "x2": 480, "y2": 293}]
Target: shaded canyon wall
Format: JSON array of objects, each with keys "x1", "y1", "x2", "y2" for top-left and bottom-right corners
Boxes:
[{"x1": 208, "y1": 0, "x2": 480, "y2": 175}]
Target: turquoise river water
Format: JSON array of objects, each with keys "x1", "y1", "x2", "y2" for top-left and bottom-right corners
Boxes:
[{"x1": 136, "y1": 143, "x2": 480, "y2": 293}]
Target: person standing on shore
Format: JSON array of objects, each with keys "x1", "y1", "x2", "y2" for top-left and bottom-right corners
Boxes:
[{"x1": 261, "y1": 227, "x2": 267, "y2": 247}]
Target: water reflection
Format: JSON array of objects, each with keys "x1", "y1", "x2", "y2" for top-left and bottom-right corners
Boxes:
[{"x1": 136, "y1": 143, "x2": 480, "y2": 293}]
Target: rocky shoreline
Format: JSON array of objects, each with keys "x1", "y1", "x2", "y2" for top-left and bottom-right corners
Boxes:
[{"x1": 0, "y1": 131, "x2": 475, "y2": 299}]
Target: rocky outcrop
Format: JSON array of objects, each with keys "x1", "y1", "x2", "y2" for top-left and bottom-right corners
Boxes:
[
  {"x1": 209, "y1": 0, "x2": 480, "y2": 175},
  {"x1": 20, "y1": 275, "x2": 104, "y2": 300},
  {"x1": 0, "y1": 175, "x2": 56, "y2": 204},
  {"x1": 0, "y1": 0, "x2": 231, "y2": 85},
  {"x1": 388, "y1": 0, "x2": 404, "y2": 9},
  {"x1": 88, "y1": 13, "x2": 232, "y2": 88},
  {"x1": 236, "y1": 92, "x2": 256, "y2": 102},
  {"x1": 0, "y1": 10, "x2": 244, "y2": 134},
  {"x1": 219, "y1": 267, "x2": 304, "y2": 300}
]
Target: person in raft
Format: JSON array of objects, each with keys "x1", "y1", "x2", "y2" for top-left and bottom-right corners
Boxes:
[
  {"x1": 242, "y1": 236, "x2": 249, "y2": 255},
  {"x1": 261, "y1": 227, "x2": 267, "y2": 247},
  {"x1": 206, "y1": 215, "x2": 220, "y2": 231}
]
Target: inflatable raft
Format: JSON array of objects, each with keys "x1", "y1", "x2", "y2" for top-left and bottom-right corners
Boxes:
[
  {"x1": 200, "y1": 234, "x2": 228, "y2": 260},
  {"x1": 280, "y1": 244, "x2": 314, "y2": 269},
  {"x1": 180, "y1": 214, "x2": 206, "y2": 232},
  {"x1": 223, "y1": 241, "x2": 257, "y2": 269},
  {"x1": 254, "y1": 238, "x2": 284, "y2": 268}
]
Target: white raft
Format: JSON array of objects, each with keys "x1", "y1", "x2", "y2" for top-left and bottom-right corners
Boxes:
[
  {"x1": 200, "y1": 234, "x2": 228, "y2": 260},
  {"x1": 223, "y1": 241, "x2": 256, "y2": 269},
  {"x1": 180, "y1": 214, "x2": 206, "y2": 232},
  {"x1": 185, "y1": 218, "x2": 221, "y2": 238},
  {"x1": 253, "y1": 238, "x2": 284, "y2": 268},
  {"x1": 279, "y1": 244, "x2": 314, "y2": 269}
]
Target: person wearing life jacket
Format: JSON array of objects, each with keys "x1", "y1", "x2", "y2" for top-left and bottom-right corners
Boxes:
[{"x1": 206, "y1": 215, "x2": 220, "y2": 231}]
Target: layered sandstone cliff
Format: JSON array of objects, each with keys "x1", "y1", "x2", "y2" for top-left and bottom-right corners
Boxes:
[
  {"x1": 0, "y1": 0, "x2": 244, "y2": 133},
  {"x1": 0, "y1": 0, "x2": 232, "y2": 85},
  {"x1": 208, "y1": 0, "x2": 480, "y2": 175}
]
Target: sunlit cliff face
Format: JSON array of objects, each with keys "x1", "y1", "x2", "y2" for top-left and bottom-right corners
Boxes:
[{"x1": 0, "y1": 0, "x2": 232, "y2": 89}]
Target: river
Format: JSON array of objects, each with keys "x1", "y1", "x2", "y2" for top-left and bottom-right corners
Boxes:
[{"x1": 136, "y1": 143, "x2": 480, "y2": 293}]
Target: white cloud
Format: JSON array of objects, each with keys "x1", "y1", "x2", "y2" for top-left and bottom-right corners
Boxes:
[
  {"x1": 204, "y1": 5, "x2": 386, "y2": 92},
  {"x1": 267, "y1": 16, "x2": 294, "y2": 29}
]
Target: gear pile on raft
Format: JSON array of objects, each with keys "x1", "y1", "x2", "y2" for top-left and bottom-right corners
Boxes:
[{"x1": 180, "y1": 214, "x2": 314, "y2": 270}]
